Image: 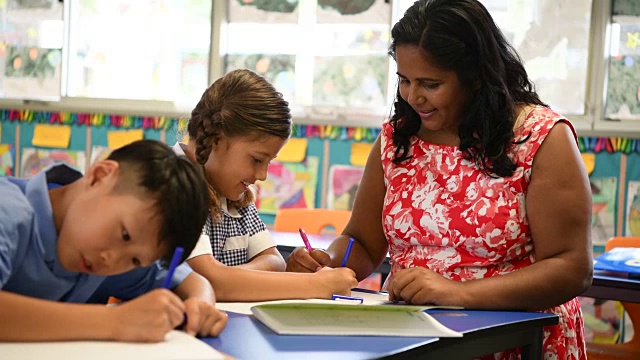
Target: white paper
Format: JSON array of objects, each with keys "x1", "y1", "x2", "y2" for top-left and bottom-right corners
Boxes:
[{"x1": 0, "y1": 330, "x2": 223, "y2": 360}]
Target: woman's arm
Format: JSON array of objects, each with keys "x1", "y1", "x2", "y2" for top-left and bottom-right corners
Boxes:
[
  {"x1": 287, "y1": 135, "x2": 390, "y2": 281},
  {"x1": 388, "y1": 122, "x2": 593, "y2": 310}
]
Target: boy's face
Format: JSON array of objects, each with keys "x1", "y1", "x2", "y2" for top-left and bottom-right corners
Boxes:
[
  {"x1": 55, "y1": 162, "x2": 167, "y2": 275},
  {"x1": 203, "y1": 133, "x2": 286, "y2": 201}
]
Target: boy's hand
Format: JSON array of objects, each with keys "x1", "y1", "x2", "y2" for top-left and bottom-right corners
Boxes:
[
  {"x1": 286, "y1": 247, "x2": 331, "y2": 273},
  {"x1": 314, "y1": 267, "x2": 358, "y2": 297},
  {"x1": 110, "y1": 289, "x2": 185, "y2": 342},
  {"x1": 183, "y1": 298, "x2": 228, "y2": 337}
]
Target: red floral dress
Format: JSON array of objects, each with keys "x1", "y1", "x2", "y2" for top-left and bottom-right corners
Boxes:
[{"x1": 380, "y1": 106, "x2": 586, "y2": 360}]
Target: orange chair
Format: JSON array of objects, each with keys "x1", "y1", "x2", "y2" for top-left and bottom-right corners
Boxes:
[
  {"x1": 587, "y1": 236, "x2": 640, "y2": 360},
  {"x1": 273, "y1": 208, "x2": 351, "y2": 235}
]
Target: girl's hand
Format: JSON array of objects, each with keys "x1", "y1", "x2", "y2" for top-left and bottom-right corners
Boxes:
[
  {"x1": 110, "y1": 289, "x2": 185, "y2": 342},
  {"x1": 387, "y1": 267, "x2": 465, "y2": 306},
  {"x1": 286, "y1": 247, "x2": 331, "y2": 273},
  {"x1": 314, "y1": 267, "x2": 359, "y2": 297},
  {"x1": 182, "y1": 298, "x2": 228, "y2": 337}
]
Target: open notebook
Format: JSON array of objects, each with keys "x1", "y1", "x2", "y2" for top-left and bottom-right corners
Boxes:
[
  {"x1": 217, "y1": 289, "x2": 462, "y2": 338},
  {"x1": 0, "y1": 330, "x2": 223, "y2": 360}
]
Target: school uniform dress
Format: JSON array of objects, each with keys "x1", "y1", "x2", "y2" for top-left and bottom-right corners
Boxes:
[
  {"x1": 172, "y1": 143, "x2": 277, "y2": 266},
  {"x1": 380, "y1": 106, "x2": 587, "y2": 360},
  {"x1": 0, "y1": 164, "x2": 190, "y2": 303}
]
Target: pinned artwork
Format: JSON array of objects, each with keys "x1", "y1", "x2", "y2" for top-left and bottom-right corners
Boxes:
[
  {"x1": 0, "y1": 144, "x2": 15, "y2": 176},
  {"x1": 327, "y1": 164, "x2": 364, "y2": 210},
  {"x1": 255, "y1": 156, "x2": 319, "y2": 214},
  {"x1": 626, "y1": 181, "x2": 640, "y2": 237},
  {"x1": 590, "y1": 177, "x2": 617, "y2": 246},
  {"x1": 20, "y1": 148, "x2": 85, "y2": 178},
  {"x1": 90, "y1": 145, "x2": 111, "y2": 165}
]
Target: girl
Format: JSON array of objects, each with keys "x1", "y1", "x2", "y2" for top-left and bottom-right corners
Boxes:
[{"x1": 176, "y1": 69, "x2": 357, "y2": 301}]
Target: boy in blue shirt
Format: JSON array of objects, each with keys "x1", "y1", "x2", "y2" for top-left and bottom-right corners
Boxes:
[{"x1": 0, "y1": 140, "x2": 227, "y2": 342}]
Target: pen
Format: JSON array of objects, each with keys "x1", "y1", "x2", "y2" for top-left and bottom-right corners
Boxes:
[
  {"x1": 162, "y1": 246, "x2": 185, "y2": 289},
  {"x1": 298, "y1": 227, "x2": 313, "y2": 252},
  {"x1": 340, "y1": 237, "x2": 355, "y2": 267}
]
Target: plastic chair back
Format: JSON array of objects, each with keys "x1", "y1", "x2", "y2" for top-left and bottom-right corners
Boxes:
[{"x1": 273, "y1": 209, "x2": 351, "y2": 235}]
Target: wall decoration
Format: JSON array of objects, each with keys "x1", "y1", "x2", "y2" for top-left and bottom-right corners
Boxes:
[
  {"x1": 20, "y1": 148, "x2": 85, "y2": 178},
  {"x1": 0, "y1": 144, "x2": 15, "y2": 176},
  {"x1": 591, "y1": 177, "x2": 618, "y2": 246},
  {"x1": 255, "y1": 156, "x2": 319, "y2": 214},
  {"x1": 326, "y1": 164, "x2": 364, "y2": 210}
]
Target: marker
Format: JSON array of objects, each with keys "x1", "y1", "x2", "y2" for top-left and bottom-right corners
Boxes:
[
  {"x1": 162, "y1": 246, "x2": 185, "y2": 289},
  {"x1": 340, "y1": 237, "x2": 355, "y2": 267},
  {"x1": 298, "y1": 227, "x2": 313, "y2": 252}
]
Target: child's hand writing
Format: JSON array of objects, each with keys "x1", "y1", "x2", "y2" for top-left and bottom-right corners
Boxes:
[
  {"x1": 182, "y1": 298, "x2": 228, "y2": 337},
  {"x1": 286, "y1": 246, "x2": 331, "y2": 273},
  {"x1": 108, "y1": 289, "x2": 185, "y2": 342},
  {"x1": 314, "y1": 267, "x2": 358, "y2": 298}
]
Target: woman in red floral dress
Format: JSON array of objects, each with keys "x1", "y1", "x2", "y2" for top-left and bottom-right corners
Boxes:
[{"x1": 287, "y1": 0, "x2": 592, "y2": 358}]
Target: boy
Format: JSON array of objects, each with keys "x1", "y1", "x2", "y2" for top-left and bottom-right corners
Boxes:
[{"x1": 0, "y1": 140, "x2": 227, "y2": 342}]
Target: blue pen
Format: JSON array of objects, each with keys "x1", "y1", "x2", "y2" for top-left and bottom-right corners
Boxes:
[
  {"x1": 340, "y1": 237, "x2": 355, "y2": 267},
  {"x1": 162, "y1": 246, "x2": 184, "y2": 289}
]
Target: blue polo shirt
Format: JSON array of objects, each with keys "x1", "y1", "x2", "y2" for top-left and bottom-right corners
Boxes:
[{"x1": 0, "y1": 164, "x2": 190, "y2": 303}]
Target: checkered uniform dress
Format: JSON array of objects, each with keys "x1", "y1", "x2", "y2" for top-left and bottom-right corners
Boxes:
[{"x1": 203, "y1": 202, "x2": 275, "y2": 266}]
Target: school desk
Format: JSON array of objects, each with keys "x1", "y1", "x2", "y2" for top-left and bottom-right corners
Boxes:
[
  {"x1": 201, "y1": 309, "x2": 558, "y2": 360},
  {"x1": 271, "y1": 230, "x2": 392, "y2": 281},
  {"x1": 581, "y1": 271, "x2": 640, "y2": 303}
]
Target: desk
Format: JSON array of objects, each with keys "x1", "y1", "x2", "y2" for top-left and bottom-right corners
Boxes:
[
  {"x1": 272, "y1": 231, "x2": 392, "y2": 282},
  {"x1": 202, "y1": 309, "x2": 558, "y2": 360},
  {"x1": 581, "y1": 271, "x2": 640, "y2": 303}
]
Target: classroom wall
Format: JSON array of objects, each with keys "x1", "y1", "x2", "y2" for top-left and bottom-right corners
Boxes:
[{"x1": 2, "y1": 110, "x2": 640, "y2": 255}]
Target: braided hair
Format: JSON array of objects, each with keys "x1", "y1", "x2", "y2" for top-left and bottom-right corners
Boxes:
[{"x1": 186, "y1": 69, "x2": 292, "y2": 220}]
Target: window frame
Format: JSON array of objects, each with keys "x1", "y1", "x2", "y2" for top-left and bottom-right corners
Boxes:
[{"x1": 0, "y1": 0, "x2": 638, "y2": 136}]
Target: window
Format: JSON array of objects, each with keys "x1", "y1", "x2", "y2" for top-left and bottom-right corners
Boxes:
[
  {"x1": 222, "y1": 0, "x2": 392, "y2": 123},
  {"x1": 65, "y1": 0, "x2": 212, "y2": 109},
  {"x1": 393, "y1": 0, "x2": 594, "y2": 117},
  {"x1": 605, "y1": 0, "x2": 640, "y2": 120}
]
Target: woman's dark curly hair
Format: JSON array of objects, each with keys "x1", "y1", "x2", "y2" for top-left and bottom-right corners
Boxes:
[{"x1": 388, "y1": 0, "x2": 546, "y2": 177}]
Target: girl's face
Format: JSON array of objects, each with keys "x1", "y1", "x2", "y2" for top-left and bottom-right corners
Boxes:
[
  {"x1": 395, "y1": 44, "x2": 474, "y2": 144},
  {"x1": 204, "y1": 133, "x2": 286, "y2": 201}
]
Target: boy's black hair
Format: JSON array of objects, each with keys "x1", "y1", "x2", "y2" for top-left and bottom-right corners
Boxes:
[{"x1": 107, "y1": 140, "x2": 209, "y2": 266}]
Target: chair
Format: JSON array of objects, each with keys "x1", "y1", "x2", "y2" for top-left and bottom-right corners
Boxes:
[
  {"x1": 587, "y1": 236, "x2": 640, "y2": 360},
  {"x1": 273, "y1": 208, "x2": 351, "y2": 235}
]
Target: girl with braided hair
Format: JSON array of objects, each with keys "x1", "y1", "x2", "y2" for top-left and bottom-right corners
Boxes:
[{"x1": 173, "y1": 69, "x2": 358, "y2": 301}]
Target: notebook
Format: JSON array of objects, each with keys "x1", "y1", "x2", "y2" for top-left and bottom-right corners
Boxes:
[
  {"x1": 250, "y1": 302, "x2": 463, "y2": 338},
  {"x1": 594, "y1": 247, "x2": 640, "y2": 276},
  {"x1": 0, "y1": 330, "x2": 224, "y2": 360}
]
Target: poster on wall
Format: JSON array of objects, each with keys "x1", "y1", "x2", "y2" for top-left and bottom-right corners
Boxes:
[
  {"x1": 90, "y1": 145, "x2": 111, "y2": 165},
  {"x1": 255, "y1": 156, "x2": 319, "y2": 215},
  {"x1": 326, "y1": 164, "x2": 364, "y2": 210},
  {"x1": 0, "y1": 144, "x2": 15, "y2": 176},
  {"x1": 0, "y1": 0, "x2": 63, "y2": 100},
  {"x1": 20, "y1": 148, "x2": 86, "y2": 178},
  {"x1": 626, "y1": 180, "x2": 640, "y2": 236},
  {"x1": 590, "y1": 177, "x2": 617, "y2": 246}
]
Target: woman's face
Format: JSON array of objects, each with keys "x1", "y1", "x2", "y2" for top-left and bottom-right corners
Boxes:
[
  {"x1": 395, "y1": 44, "x2": 475, "y2": 144},
  {"x1": 203, "y1": 133, "x2": 286, "y2": 201}
]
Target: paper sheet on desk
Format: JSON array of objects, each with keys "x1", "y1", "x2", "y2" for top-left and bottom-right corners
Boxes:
[
  {"x1": 216, "y1": 289, "x2": 392, "y2": 315},
  {"x1": 0, "y1": 330, "x2": 223, "y2": 360}
]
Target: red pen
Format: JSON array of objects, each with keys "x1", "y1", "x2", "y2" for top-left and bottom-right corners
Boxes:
[{"x1": 298, "y1": 227, "x2": 313, "y2": 252}]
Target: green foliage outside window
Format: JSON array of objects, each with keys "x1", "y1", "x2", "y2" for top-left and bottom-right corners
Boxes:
[{"x1": 235, "y1": 0, "x2": 298, "y2": 13}]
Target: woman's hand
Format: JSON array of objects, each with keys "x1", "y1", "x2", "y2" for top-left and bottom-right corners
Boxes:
[{"x1": 387, "y1": 267, "x2": 465, "y2": 306}]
